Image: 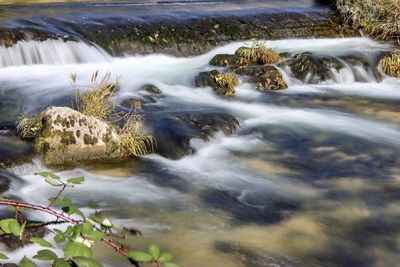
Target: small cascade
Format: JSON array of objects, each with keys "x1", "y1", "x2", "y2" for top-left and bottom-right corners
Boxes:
[{"x1": 0, "y1": 39, "x2": 111, "y2": 67}]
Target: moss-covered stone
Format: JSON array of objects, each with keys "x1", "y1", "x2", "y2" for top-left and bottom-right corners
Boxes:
[
  {"x1": 289, "y1": 53, "x2": 344, "y2": 84},
  {"x1": 235, "y1": 65, "x2": 288, "y2": 91},
  {"x1": 209, "y1": 54, "x2": 240, "y2": 67},
  {"x1": 195, "y1": 70, "x2": 238, "y2": 96}
]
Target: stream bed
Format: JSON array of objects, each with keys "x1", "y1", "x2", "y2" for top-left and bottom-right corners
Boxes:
[{"x1": 0, "y1": 36, "x2": 399, "y2": 267}]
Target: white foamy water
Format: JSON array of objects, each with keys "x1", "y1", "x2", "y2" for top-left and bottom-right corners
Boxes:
[{"x1": 0, "y1": 39, "x2": 111, "y2": 67}]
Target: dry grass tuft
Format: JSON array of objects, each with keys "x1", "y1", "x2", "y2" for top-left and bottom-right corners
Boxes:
[
  {"x1": 119, "y1": 102, "x2": 156, "y2": 157},
  {"x1": 74, "y1": 71, "x2": 119, "y2": 120},
  {"x1": 213, "y1": 72, "x2": 239, "y2": 96},
  {"x1": 336, "y1": 0, "x2": 400, "y2": 40},
  {"x1": 381, "y1": 51, "x2": 400, "y2": 77},
  {"x1": 236, "y1": 43, "x2": 281, "y2": 65}
]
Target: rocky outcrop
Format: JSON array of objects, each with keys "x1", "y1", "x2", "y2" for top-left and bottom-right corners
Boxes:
[
  {"x1": 235, "y1": 65, "x2": 288, "y2": 91},
  {"x1": 20, "y1": 106, "x2": 125, "y2": 165}
]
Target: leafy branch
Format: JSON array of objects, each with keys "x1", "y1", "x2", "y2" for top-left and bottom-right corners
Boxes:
[{"x1": 0, "y1": 172, "x2": 178, "y2": 267}]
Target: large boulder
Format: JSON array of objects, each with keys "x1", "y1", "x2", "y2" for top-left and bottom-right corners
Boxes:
[
  {"x1": 21, "y1": 106, "x2": 125, "y2": 165},
  {"x1": 235, "y1": 65, "x2": 287, "y2": 91}
]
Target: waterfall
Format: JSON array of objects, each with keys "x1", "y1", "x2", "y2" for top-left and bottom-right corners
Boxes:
[{"x1": 0, "y1": 39, "x2": 111, "y2": 67}]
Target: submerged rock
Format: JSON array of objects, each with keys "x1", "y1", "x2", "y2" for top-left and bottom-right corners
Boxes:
[
  {"x1": 195, "y1": 70, "x2": 238, "y2": 96},
  {"x1": 235, "y1": 65, "x2": 287, "y2": 91},
  {"x1": 20, "y1": 106, "x2": 124, "y2": 165},
  {"x1": 141, "y1": 84, "x2": 162, "y2": 94},
  {"x1": 380, "y1": 51, "x2": 400, "y2": 78}
]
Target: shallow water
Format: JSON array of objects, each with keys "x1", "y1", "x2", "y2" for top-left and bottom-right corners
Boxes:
[{"x1": 1, "y1": 37, "x2": 400, "y2": 267}]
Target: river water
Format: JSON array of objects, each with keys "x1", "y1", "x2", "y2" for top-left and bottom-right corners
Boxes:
[{"x1": 1, "y1": 2, "x2": 400, "y2": 266}]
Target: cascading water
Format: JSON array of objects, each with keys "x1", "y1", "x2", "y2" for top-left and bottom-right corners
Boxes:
[
  {"x1": 0, "y1": 39, "x2": 110, "y2": 67},
  {"x1": 2, "y1": 37, "x2": 400, "y2": 267}
]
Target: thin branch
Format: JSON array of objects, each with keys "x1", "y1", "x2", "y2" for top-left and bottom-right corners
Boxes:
[{"x1": 47, "y1": 184, "x2": 66, "y2": 209}]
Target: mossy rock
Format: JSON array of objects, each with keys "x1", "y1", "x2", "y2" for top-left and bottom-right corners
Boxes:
[
  {"x1": 141, "y1": 84, "x2": 162, "y2": 94},
  {"x1": 380, "y1": 51, "x2": 400, "y2": 78},
  {"x1": 209, "y1": 54, "x2": 240, "y2": 67},
  {"x1": 195, "y1": 70, "x2": 238, "y2": 96},
  {"x1": 235, "y1": 65, "x2": 287, "y2": 91},
  {"x1": 25, "y1": 106, "x2": 125, "y2": 165},
  {"x1": 289, "y1": 53, "x2": 343, "y2": 84}
]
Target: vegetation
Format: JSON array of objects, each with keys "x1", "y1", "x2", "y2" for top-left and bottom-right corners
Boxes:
[
  {"x1": 235, "y1": 43, "x2": 281, "y2": 65},
  {"x1": 0, "y1": 172, "x2": 178, "y2": 267},
  {"x1": 74, "y1": 71, "x2": 119, "y2": 120},
  {"x1": 212, "y1": 72, "x2": 238, "y2": 96},
  {"x1": 381, "y1": 51, "x2": 400, "y2": 77},
  {"x1": 120, "y1": 101, "x2": 156, "y2": 157},
  {"x1": 336, "y1": 0, "x2": 400, "y2": 40}
]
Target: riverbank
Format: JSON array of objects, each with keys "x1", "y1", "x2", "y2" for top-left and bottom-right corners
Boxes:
[{"x1": 336, "y1": 0, "x2": 399, "y2": 41}]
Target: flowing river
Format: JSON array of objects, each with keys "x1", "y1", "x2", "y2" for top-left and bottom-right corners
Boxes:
[{"x1": 1, "y1": 1, "x2": 400, "y2": 267}]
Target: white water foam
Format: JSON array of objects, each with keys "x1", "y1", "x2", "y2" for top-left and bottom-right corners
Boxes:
[{"x1": 0, "y1": 39, "x2": 110, "y2": 67}]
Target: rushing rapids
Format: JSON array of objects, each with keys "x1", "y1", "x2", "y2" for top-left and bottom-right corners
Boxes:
[{"x1": 0, "y1": 35, "x2": 400, "y2": 267}]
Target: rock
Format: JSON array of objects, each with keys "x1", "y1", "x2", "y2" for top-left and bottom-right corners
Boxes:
[
  {"x1": 289, "y1": 53, "x2": 344, "y2": 84},
  {"x1": 141, "y1": 84, "x2": 162, "y2": 94},
  {"x1": 380, "y1": 51, "x2": 400, "y2": 78},
  {"x1": 27, "y1": 106, "x2": 125, "y2": 165},
  {"x1": 209, "y1": 54, "x2": 239, "y2": 67},
  {"x1": 235, "y1": 65, "x2": 287, "y2": 91},
  {"x1": 195, "y1": 70, "x2": 238, "y2": 96},
  {"x1": 150, "y1": 112, "x2": 239, "y2": 159},
  {"x1": 0, "y1": 130, "x2": 33, "y2": 168}
]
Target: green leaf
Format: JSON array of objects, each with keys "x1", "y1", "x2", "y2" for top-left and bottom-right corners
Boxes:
[
  {"x1": 64, "y1": 242, "x2": 92, "y2": 259},
  {"x1": 86, "y1": 230, "x2": 105, "y2": 241},
  {"x1": 67, "y1": 176, "x2": 84, "y2": 185},
  {"x1": 45, "y1": 176, "x2": 62, "y2": 186},
  {"x1": 81, "y1": 221, "x2": 93, "y2": 235},
  {"x1": 19, "y1": 256, "x2": 38, "y2": 267},
  {"x1": 0, "y1": 252, "x2": 8, "y2": 259},
  {"x1": 127, "y1": 251, "x2": 153, "y2": 263},
  {"x1": 0, "y1": 219, "x2": 14, "y2": 233},
  {"x1": 72, "y1": 256, "x2": 102, "y2": 267},
  {"x1": 149, "y1": 244, "x2": 160, "y2": 259},
  {"x1": 53, "y1": 258, "x2": 71, "y2": 267},
  {"x1": 33, "y1": 249, "x2": 58, "y2": 261},
  {"x1": 159, "y1": 252, "x2": 173, "y2": 263},
  {"x1": 164, "y1": 263, "x2": 179, "y2": 267},
  {"x1": 8, "y1": 219, "x2": 21, "y2": 236},
  {"x1": 54, "y1": 234, "x2": 66, "y2": 244},
  {"x1": 101, "y1": 218, "x2": 112, "y2": 228},
  {"x1": 20, "y1": 221, "x2": 26, "y2": 240},
  {"x1": 30, "y1": 237, "x2": 54, "y2": 248}
]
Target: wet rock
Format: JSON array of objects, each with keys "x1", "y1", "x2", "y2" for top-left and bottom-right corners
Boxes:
[
  {"x1": 150, "y1": 112, "x2": 239, "y2": 159},
  {"x1": 209, "y1": 54, "x2": 239, "y2": 67},
  {"x1": 21, "y1": 106, "x2": 125, "y2": 165},
  {"x1": 0, "y1": 130, "x2": 33, "y2": 168},
  {"x1": 289, "y1": 53, "x2": 346, "y2": 84},
  {"x1": 380, "y1": 51, "x2": 400, "y2": 78},
  {"x1": 141, "y1": 84, "x2": 162, "y2": 94},
  {"x1": 235, "y1": 65, "x2": 287, "y2": 91},
  {"x1": 195, "y1": 70, "x2": 238, "y2": 96}
]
